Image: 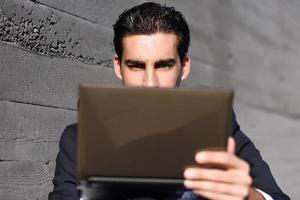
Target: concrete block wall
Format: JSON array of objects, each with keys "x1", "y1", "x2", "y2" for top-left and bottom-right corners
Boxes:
[{"x1": 0, "y1": 0, "x2": 299, "y2": 199}]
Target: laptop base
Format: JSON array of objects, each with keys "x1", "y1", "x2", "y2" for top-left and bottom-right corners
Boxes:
[{"x1": 78, "y1": 177, "x2": 186, "y2": 200}]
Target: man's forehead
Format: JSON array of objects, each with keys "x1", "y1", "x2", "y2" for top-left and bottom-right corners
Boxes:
[
  {"x1": 121, "y1": 33, "x2": 179, "y2": 60},
  {"x1": 125, "y1": 58, "x2": 177, "y2": 64}
]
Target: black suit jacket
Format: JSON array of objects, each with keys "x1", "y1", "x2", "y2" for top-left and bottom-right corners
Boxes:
[{"x1": 48, "y1": 113, "x2": 290, "y2": 200}]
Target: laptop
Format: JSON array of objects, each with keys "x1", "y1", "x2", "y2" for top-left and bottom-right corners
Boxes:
[{"x1": 77, "y1": 84, "x2": 233, "y2": 198}]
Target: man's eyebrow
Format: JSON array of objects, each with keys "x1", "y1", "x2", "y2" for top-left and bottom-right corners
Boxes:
[
  {"x1": 155, "y1": 58, "x2": 176, "y2": 66},
  {"x1": 125, "y1": 59, "x2": 145, "y2": 66}
]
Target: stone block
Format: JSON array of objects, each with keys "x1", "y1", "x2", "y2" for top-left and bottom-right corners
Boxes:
[
  {"x1": 37, "y1": 0, "x2": 146, "y2": 28},
  {"x1": 0, "y1": 0, "x2": 114, "y2": 66},
  {"x1": 0, "y1": 42, "x2": 119, "y2": 110},
  {"x1": 0, "y1": 160, "x2": 54, "y2": 200},
  {"x1": 229, "y1": 0, "x2": 300, "y2": 116},
  {"x1": 0, "y1": 100, "x2": 76, "y2": 161}
]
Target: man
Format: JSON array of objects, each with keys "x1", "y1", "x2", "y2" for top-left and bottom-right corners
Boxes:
[{"x1": 49, "y1": 2, "x2": 290, "y2": 200}]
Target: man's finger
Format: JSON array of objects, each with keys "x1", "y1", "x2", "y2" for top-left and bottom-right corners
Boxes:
[
  {"x1": 184, "y1": 180, "x2": 250, "y2": 197},
  {"x1": 184, "y1": 168, "x2": 252, "y2": 185},
  {"x1": 195, "y1": 151, "x2": 250, "y2": 171},
  {"x1": 227, "y1": 136, "x2": 235, "y2": 154}
]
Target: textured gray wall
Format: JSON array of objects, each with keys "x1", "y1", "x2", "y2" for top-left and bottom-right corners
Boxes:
[{"x1": 0, "y1": 0, "x2": 299, "y2": 199}]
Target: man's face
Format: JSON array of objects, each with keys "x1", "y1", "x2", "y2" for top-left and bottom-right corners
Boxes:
[{"x1": 113, "y1": 33, "x2": 190, "y2": 88}]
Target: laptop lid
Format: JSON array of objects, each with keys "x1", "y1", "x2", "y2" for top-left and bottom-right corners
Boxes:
[{"x1": 77, "y1": 84, "x2": 233, "y2": 182}]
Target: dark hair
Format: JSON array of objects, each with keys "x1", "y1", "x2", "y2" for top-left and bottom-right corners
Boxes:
[{"x1": 113, "y1": 2, "x2": 190, "y2": 64}]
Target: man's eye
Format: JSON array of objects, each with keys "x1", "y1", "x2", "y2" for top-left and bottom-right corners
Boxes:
[
  {"x1": 128, "y1": 65, "x2": 144, "y2": 70},
  {"x1": 156, "y1": 64, "x2": 173, "y2": 69}
]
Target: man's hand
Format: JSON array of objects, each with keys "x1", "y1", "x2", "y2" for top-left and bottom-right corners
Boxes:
[{"x1": 183, "y1": 137, "x2": 265, "y2": 200}]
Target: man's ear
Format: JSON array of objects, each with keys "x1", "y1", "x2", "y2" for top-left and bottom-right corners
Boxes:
[
  {"x1": 113, "y1": 54, "x2": 123, "y2": 80},
  {"x1": 181, "y1": 56, "x2": 191, "y2": 80}
]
